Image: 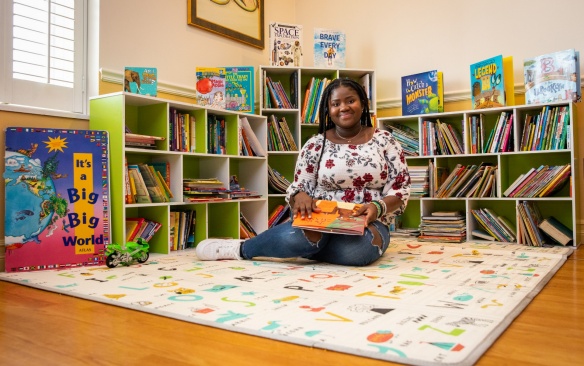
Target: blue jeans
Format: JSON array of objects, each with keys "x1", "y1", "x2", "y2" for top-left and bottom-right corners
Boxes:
[{"x1": 241, "y1": 221, "x2": 390, "y2": 266}]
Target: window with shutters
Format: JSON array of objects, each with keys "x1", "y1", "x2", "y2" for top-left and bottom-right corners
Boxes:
[{"x1": 1, "y1": 0, "x2": 87, "y2": 114}]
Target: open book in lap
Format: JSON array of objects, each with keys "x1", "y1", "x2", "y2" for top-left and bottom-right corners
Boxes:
[{"x1": 292, "y1": 200, "x2": 366, "y2": 235}]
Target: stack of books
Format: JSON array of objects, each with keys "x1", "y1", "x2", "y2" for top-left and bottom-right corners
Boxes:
[
  {"x1": 385, "y1": 123, "x2": 419, "y2": 156},
  {"x1": 183, "y1": 178, "x2": 228, "y2": 202},
  {"x1": 268, "y1": 165, "x2": 292, "y2": 194},
  {"x1": 418, "y1": 211, "x2": 466, "y2": 243},
  {"x1": 408, "y1": 165, "x2": 429, "y2": 197}
]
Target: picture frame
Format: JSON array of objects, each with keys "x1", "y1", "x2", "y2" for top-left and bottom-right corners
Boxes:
[{"x1": 187, "y1": 0, "x2": 264, "y2": 49}]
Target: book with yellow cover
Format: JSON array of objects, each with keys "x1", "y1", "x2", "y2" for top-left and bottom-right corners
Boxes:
[{"x1": 292, "y1": 200, "x2": 366, "y2": 235}]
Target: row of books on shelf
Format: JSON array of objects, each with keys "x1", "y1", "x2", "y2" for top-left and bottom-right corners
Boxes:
[
  {"x1": 471, "y1": 208, "x2": 516, "y2": 243},
  {"x1": 264, "y1": 73, "x2": 297, "y2": 109},
  {"x1": 422, "y1": 119, "x2": 464, "y2": 156},
  {"x1": 503, "y1": 164, "x2": 571, "y2": 198},
  {"x1": 519, "y1": 105, "x2": 570, "y2": 151},
  {"x1": 125, "y1": 217, "x2": 162, "y2": 243},
  {"x1": 401, "y1": 49, "x2": 580, "y2": 116},
  {"x1": 169, "y1": 210, "x2": 197, "y2": 251},
  {"x1": 268, "y1": 115, "x2": 298, "y2": 151},
  {"x1": 435, "y1": 163, "x2": 497, "y2": 198},
  {"x1": 125, "y1": 161, "x2": 173, "y2": 204},
  {"x1": 301, "y1": 76, "x2": 331, "y2": 124},
  {"x1": 386, "y1": 123, "x2": 419, "y2": 156},
  {"x1": 268, "y1": 165, "x2": 292, "y2": 194},
  {"x1": 169, "y1": 108, "x2": 195, "y2": 152},
  {"x1": 183, "y1": 175, "x2": 261, "y2": 203}
]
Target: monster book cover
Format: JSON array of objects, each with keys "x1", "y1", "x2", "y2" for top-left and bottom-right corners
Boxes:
[
  {"x1": 401, "y1": 70, "x2": 444, "y2": 116},
  {"x1": 469, "y1": 55, "x2": 515, "y2": 109},
  {"x1": 124, "y1": 67, "x2": 158, "y2": 97},
  {"x1": 4, "y1": 128, "x2": 110, "y2": 272}
]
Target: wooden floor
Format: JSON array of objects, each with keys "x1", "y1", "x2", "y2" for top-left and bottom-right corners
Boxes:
[{"x1": 0, "y1": 248, "x2": 582, "y2": 366}]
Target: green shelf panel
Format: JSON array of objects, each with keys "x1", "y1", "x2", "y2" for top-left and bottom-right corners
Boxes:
[{"x1": 208, "y1": 202, "x2": 239, "y2": 239}]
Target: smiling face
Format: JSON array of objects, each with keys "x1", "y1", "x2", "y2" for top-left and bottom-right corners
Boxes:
[{"x1": 328, "y1": 85, "x2": 364, "y2": 130}]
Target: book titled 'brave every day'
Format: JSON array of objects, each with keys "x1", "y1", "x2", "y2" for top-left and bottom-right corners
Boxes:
[{"x1": 4, "y1": 128, "x2": 110, "y2": 272}]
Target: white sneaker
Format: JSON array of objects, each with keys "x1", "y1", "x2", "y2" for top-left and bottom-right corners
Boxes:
[{"x1": 195, "y1": 238, "x2": 242, "y2": 260}]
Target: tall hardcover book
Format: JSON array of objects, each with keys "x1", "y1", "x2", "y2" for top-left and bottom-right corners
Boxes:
[
  {"x1": 195, "y1": 67, "x2": 227, "y2": 109},
  {"x1": 313, "y1": 28, "x2": 346, "y2": 68},
  {"x1": 124, "y1": 67, "x2": 157, "y2": 97},
  {"x1": 4, "y1": 128, "x2": 110, "y2": 272},
  {"x1": 524, "y1": 49, "x2": 581, "y2": 104},
  {"x1": 292, "y1": 200, "x2": 366, "y2": 235},
  {"x1": 269, "y1": 22, "x2": 303, "y2": 67},
  {"x1": 469, "y1": 55, "x2": 515, "y2": 109},
  {"x1": 225, "y1": 66, "x2": 255, "y2": 114},
  {"x1": 401, "y1": 70, "x2": 444, "y2": 115}
]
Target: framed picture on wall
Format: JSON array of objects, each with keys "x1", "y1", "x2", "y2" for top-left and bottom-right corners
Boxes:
[{"x1": 187, "y1": 0, "x2": 264, "y2": 49}]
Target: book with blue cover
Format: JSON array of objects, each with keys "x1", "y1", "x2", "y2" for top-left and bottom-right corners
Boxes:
[
  {"x1": 401, "y1": 70, "x2": 444, "y2": 115},
  {"x1": 469, "y1": 55, "x2": 514, "y2": 109},
  {"x1": 225, "y1": 66, "x2": 254, "y2": 114},
  {"x1": 313, "y1": 28, "x2": 346, "y2": 68},
  {"x1": 124, "y1": 67, "x2": 157, "y2": 96},
  {"x1": 4, "y1": 127, "x2": 110, "y2": 272}
]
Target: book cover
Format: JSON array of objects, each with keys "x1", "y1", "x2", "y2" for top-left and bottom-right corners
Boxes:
[
  {"x1": 225, "y1": 66, "x2": 255, "y2": 114},
  {"x1": 124, "y1": 67, "x2": 157, "y2": 96},
  {"x1": 313, "y1": 28, "x2": 346, "y2": 68},
  {"x1": 4, "y1": 127, "x2": 110, "y2": 272},
  {"x1": 538, "y1": 216, "x2": 573, "y2": 246},
  {"x1": 524, "y1": 49, "x2": 581, "y2": 104},
  {"x1": 292, "y1": 200, "x2": 366, "y2": 235},
  {"x1": 195, "y1": 67, "x2": 227, "y2": 109},
  {"x1": 401, "y1": 70, "x2": 444, "y2": 115},
  {"x1": 269, "y1": 22, "x2": 303, "y2": 67},
  {"x1": 469, "y1": 55, "x2": 514, "y2": 109}
]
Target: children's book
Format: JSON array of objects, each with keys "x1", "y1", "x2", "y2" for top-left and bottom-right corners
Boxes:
[
  {"x1": 401, "y1": 70, "x2": 444, "y2": 115},
  {"x1": 269, "y1": 22, "x2": 303, "y2": 67},
  {"x1": 4, "y1": 127, "x2": 110, "y2": 272},
  {"x1": 524, "y1": 49, "x2": 581, "y2": 104},
  {"x1": 469, "y1": 55, "x2": 514, "y2": 109},
  {"x1": 292, "y1": 200, "x2": 366, "y2": 235},
  {"x1": 313, "y1": 28, "x2": 346, "y2": 68},
  {"x1": 124, "y1": 67, "x2": 157, "y2": 96},
  {"x1": 195, "y1": 67, "x2": 226, "y2": 109},
  {"x1": 225, "y1": 66, "x2": 255, "y2": 114}
]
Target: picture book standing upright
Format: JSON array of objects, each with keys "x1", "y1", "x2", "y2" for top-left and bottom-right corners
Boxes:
[
  {"x1": 124, "y1": 67, "x2": 158, "y2": 97},
  {"x1": 401, "y1": 70, "x2": 444, "y2": 115},
  {"x1": 313, "y1": 28, "x2": 346, "y2": 68},
  {"x1": 225, "y1": 66, "x2": 255, "y2": 114},
  {"x1": 196, "y1": 67, "x2": 226, "y2": 109},
  {"x1": 4, "y1": 128, "x2": 110, "y2": 272},
  {"x1": 469, "y1": 55, "x2": 514, "y2": 109},
  {"x1": 524, "y1": 48, "x2": 581, "y2": 104},
  {"x1": 269, "y1": 22, "x2": 303, "y2": 67}
]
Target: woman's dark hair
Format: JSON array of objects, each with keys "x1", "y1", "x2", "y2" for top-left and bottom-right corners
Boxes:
[{"x1": 314, "y1": 78, "x2": 373, "y2": 178}]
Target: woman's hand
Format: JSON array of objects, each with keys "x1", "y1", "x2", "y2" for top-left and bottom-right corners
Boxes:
[
  {"x1": 354, "y1": 203, "x2": 379, "y2": 225},
  {"x1": 291, "y1": 192, "x2": 321, "y2": 219}
]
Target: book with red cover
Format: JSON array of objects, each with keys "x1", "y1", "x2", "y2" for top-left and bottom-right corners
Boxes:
[{"x1": 292, "y1": 200, "x2": 366, "y2": 235}]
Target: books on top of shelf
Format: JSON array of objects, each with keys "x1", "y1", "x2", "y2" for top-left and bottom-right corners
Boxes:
[
  {"x1": 524, "y1": 48, "x2": 581, "y2": 105},
  {"x1": 195, "y1": 67, "x2": 226, "y2": 109},
  {"x1": 4, "y1": 127, "x2": 110, "y2": 272},
  {"x1": 313, "y1": 28, "x2": 346, "y2": 68},
  {"x1": 124, "y1": 67, "x2": 157, "y2": 96},
  {"x1": 225, "y1": 66, "x2": 255, "y2": 114},
  {"x1": 292, "y1": 200, "x2": 366, "y2": 235},
  {"x1": 469, "y1": 55, "x2": 514, "y2": 109},
  {"x1": 269, "y1": 22, "x2": 303, "y2": 67},
  {"x1": 401, "y1": 70, "x2": 444, "y2": 116},
  {"x1": 538, "y1": 216, "x2": 573, "y2": 246}
]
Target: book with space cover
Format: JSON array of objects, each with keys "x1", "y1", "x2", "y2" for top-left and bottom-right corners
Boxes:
[
  {"x1": 401, "y1": 70, "x2": 444, "y2": 115},
  {"x1": 124, "y1": 67, "x2": 157, "y2": 96},
  {"x1": 292, "y1": 200, "x2": 366, "y2": 235},
  {"x1": 470, "y1": 55, "x2": 514, "y2": 109},
  {"x1": 269, "y1": 22, "x2": 303, "y2": 67},
  {"x1": 225, "y1": 66, "x2": 254, "y2": 114},
  {"x1": 195, "y1": 67, "x2": 226, "y2": 109},
  {"x1": 4, "y1": 127, "x2": 110, "y2": 272},
  {"x1": 524, "y1": 49, "x2": 581, "y2": 104},
  {"x1": 313, "y1": 28, "x2": 346, "y2": 68}
]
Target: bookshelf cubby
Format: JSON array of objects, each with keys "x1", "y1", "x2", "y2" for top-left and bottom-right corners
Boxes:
[
  {"x1": 259, "y1": 66, "x2": 376, "y2": 214},
  {"x1": 380, "y1": 101, "x2": 581, "y2": 247},
  {"x1": 89, "y1": 92, "x2": 268, "y2": 254}
]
